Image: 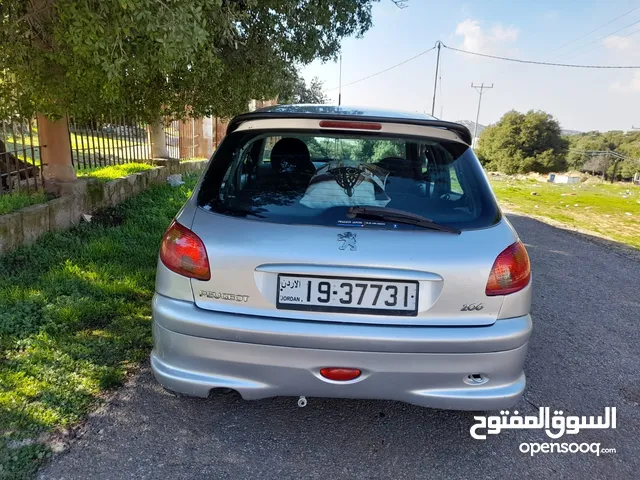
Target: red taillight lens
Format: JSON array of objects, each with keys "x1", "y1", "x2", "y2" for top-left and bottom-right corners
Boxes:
[
  {"x1": 485, "y1": 241, "x2": 531, "y2": 296},
  {"x1": 160, "y1": 221, "x2": 210, "y2": 281},
  {"x1": 320, "y1": 368, "x2": 362, "y2": 381}
]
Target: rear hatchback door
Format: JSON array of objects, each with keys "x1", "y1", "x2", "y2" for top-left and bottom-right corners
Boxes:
[{"x1": 188, "y1": 117, "x2": 515, "y2": 326}]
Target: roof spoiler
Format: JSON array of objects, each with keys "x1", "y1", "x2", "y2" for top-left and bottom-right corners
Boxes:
[{"x1": 227, "y1": 112, "x2": 473, "y2": 146}]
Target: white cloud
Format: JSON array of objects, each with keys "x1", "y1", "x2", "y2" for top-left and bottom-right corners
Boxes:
[
  {"x1": 611, "y1": 72, "x2": 640, "y2": 93},
  {"x1": 602, "y1": 35, "x2": 634, "y2": 51},
  {"x1": 455, "y1": 19, "x2": 518, "y2": 54}
]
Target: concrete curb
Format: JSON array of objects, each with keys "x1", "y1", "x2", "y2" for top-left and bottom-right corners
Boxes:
[{"x1": 0, "y1": 161, "x2": 206, "y2": 255}]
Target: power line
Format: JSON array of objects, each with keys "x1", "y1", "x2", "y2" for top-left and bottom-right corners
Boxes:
[
  {"x1": 431, "y1": 41, "x2": 441, "y2": 115},
  {"x1": 549, "y1": 4, "x2": 640, "y2": 55},
  {"x1": 441, "y1": 43, "x2": 640, "y2": 68},
  {"x1": 325, "y1": 40, "x2": 640, "y2": 97},
  {"x1": 326, "y1": 44, "x2": 437, "y2": 91},
  {"x1": 558, "y1": 18, "x2": 640, "y2": 60},
  {"x1": 471, "y1": 83, "x2": 494, "y2": 147},
  {"x1": 569, "y1": 26, "x2": 640, "y2": 59},
  {"x1": 389, "y1": 0, "x2": 409, "y2": 8}
]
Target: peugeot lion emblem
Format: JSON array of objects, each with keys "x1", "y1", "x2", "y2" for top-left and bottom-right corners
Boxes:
[{"x1": 337, "y1": 232, "x2": 357, "y2": 251}]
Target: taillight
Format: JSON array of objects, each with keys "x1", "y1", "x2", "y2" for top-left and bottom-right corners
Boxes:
[
  {"x1": 485, "y1": 241, "x2": 531, "y2": 296},
  {"x1": 319, "y1": 120, "x2": 382, "y2": 130},
  {"x1": 160, "y1": 221, "x2": 210, "y2": 281}
]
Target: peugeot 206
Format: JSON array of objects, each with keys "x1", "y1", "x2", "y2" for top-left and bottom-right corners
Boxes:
[{"x1": 151, "y1": 105, "x2": 532, "y2": 410}]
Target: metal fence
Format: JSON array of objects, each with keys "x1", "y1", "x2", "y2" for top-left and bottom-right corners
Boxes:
[
  {"x1": 0, "y1": 117, "x2": 44, "y2": 195},
  {"x1": 165, "y1": 120, "x2": 180, "y2": 160},
  {"x1": 69, "y1": 118, "x2": 150, "y2": 169},
  {"x1": 180, "y1": 119, "x2": 199, "y2": 159},
  {"x1": 163, "y1": 119, "x2": 199, "y2": 160}
]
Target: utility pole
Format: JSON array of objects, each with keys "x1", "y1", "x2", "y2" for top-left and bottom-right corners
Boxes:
[
  {"x1": 471, "y1": 82, "x2": 494, "y2": 147},
  {"x1": 338, "y1": 54, "x2": 343, "y2": 106},
  {"x1": 431, "y1": 41, "x2": 441, "y2": 116}
]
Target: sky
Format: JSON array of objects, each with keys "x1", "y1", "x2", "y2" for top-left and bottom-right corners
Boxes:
[{"x1": 301, "y1": 0, "x2": 640, "y2": 132}]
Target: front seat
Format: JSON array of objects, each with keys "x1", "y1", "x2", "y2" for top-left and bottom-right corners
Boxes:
[{"x1": 270, "y1": 138, "x2": 315, "y2": 176}]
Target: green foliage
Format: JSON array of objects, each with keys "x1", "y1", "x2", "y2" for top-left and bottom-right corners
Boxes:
[
  {"x1": 306, "y1": 138, "x2": 331, "y2": 158},
  {"x1": 371, "y1": 140, "x2": 404, "y2": 162},
  {"x1": 278, "y1": 72, "x2": 329, "y2": 104},
  {"x1": 476, "y1": 110, "x2": 568, "y2": 174},
  {"x1": 0, "y1": 191, "x2": 50, "y2": 215},
  {"x1": 75, "y1": 162, "x2": 153, "y2": 182},
  {"x1": 0, "y1": 175, "x2": 197, "y2": 478},
  {"x1": 566, "y1": 130, "x2": 640, "y2": 180},
  {"x1": 0, "y1": 0, "x2": 377, "y2": 121}
]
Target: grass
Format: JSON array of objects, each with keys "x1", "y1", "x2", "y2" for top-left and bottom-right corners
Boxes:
[
  {"x1": 0, "y1": 175, "x2": 197, "y2": 479},
  {"x1": 69, "y1": 133, "x2": 138, "y2": 150},
  {"x1": 76, "y1": 163, "x2": 154, "y2": 182},
  {"x1": 0, "y1": 191, "x2": 50, "y2": 216},
  {"x1": 491, "y1": 177, "x2": 640, "y2": 249}
]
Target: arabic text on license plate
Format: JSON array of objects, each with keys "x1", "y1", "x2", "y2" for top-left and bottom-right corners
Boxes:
[{"x1": 277, "y1": 275, "x2": 419, "y2": 316}]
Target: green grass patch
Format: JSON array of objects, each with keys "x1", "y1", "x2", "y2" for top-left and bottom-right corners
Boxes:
[
  {"x1": 76, "y1": 163, "x2": 153, "y2": 182},
  {"x1": 69, "y1": 133, "x2": 137, "y2": 150},
  {"x1": 0, "y1": 191, "x2": 50, "y2": 216},
  {"x1": 0, "y1": 175, "x2": 197, "y2": 478},
  {"x1": 491, "y1": 177, "x2": 640, "y2": 249}
]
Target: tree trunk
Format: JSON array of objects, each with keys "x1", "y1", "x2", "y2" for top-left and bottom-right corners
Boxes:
[
  {"x1": 150, "y1": 120, "x2": 170, "y2": 159},
  {"x1": 37, "y1": 114, "x2": 76, "y2": 182},
  {"x1": 610, "y1": 159, "x2": 620, "y2": 184}
]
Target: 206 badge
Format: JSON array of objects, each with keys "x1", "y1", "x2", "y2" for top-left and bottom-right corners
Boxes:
[
  {"x1": 461, "y1": 303, "x2": 484, "y2": 311},
  {"x1": 337, "y1": 232, "x2": 357, "y2": 251}
]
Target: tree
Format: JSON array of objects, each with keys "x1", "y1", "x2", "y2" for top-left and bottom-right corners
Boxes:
[
  {"x1": 0, "y1": 0, "x2": 376, "y2": 121},
  {"x1": 583, "y1": 155, "x2": 611, "y2": 179},
  {"x1": 566, "y1": 130, "x2": 640, "y2": 179},
  {"x1": 476, "y1": 110, "x2": 568, "y2": 174},
  {"x1": 278, "y1": 72, "x2": 329, "y2": 104},
  {"x1": 618, "y1": 158, "x2": 640, "y2": 180}
]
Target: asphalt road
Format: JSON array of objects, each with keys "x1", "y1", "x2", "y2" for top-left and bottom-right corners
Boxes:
[{"x1": 40, "y1": 215, "x2": 640, "y2": 480}]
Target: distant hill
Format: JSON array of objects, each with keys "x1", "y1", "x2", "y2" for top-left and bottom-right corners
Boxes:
[
  {"x1": 561, "y1": 129, "x2": 582, "y2": 136},
  {"x1": 455, "y1": 120, "x2": 486, "y2": 137}
]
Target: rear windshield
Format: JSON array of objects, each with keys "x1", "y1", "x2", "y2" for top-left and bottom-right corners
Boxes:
[{"x1": 198, "y1": 129, "x2": 500, "y2": 230}]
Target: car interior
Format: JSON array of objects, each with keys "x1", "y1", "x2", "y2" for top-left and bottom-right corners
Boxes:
[{"x1": 223, "y1": 133, "x2": 479, "y2": 221}]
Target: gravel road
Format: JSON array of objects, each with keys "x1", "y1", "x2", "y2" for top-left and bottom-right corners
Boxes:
[{"x1": 40, "y1": 215, "x2": 640, "y2": 480}]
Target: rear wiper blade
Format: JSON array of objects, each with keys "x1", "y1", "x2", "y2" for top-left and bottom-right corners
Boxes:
[{"x1": 347, "y1": 206, "x2": 461, "y2": 235}]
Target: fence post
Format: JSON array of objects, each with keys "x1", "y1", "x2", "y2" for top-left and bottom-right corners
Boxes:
[
  {"x1": 150, "y1": 120, "x2": 169, "y2": 158},
  {"x1": 195, "y1": 117, "x2": 214, "y2": 158},
  {"x1": 178, "y1": 119, "x2": 192, "y2": 159},
  {"x1": 37, "y1": 114, "x2": 76, "y2": 182}
]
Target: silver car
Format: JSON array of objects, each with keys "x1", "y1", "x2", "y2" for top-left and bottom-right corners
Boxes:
[{"x1": 151, "y1": 105, "x2": 532, "y2": 410}]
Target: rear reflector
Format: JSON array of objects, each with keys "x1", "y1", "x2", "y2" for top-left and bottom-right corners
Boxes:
[
  {"x1": 160, "y1": 221, "x2": 211, "y2": 281},
  {"x1": 485, "y1": 241, "x2": 531, "y2": 296},
  {"x1": 320, "y1": 368, "x2": 362, "y2": 381},
  {"x1": 319, "y1": 120, "x2": 382, "y2": 131}
]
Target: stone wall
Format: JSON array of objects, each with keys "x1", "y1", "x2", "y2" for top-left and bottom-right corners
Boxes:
[{"x1": 0, "y1": 160, "x2": 207, "y2": 255}]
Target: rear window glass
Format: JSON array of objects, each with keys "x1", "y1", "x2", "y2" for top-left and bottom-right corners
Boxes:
[{"x1": 198, "y1": 130, "x2": 500, "y2": 230}]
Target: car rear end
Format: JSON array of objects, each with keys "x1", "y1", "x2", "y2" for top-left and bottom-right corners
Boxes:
[{"x1": 151, "y1": 107, "x2": 532, "y2": 410}]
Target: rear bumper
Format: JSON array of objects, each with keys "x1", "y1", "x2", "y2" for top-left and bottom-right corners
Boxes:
[{"x1": 151, "y1": 294, "x2": 532, "y2": 410}]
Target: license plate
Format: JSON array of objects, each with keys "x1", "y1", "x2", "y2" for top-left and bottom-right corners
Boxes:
[{"x1": 276, "y1": 275, "x2": 419, "y2": 316}]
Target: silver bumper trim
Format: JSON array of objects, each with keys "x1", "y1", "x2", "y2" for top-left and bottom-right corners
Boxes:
[{"x1": 152, "y1": 293, "x2": 532, "y2": 354}]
